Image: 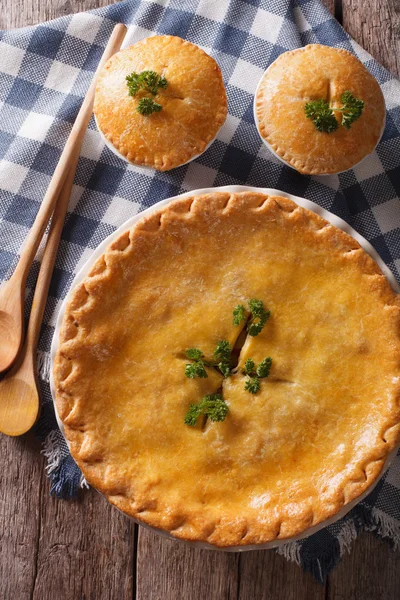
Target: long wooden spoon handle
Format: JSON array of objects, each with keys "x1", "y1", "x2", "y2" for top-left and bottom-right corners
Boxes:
[
  {"x1": 24, "y1": 159, "x2": 79, "y2": 362},
  {"x1": 21, "y1": 23, "x2": 127, "y2": 359},
  {"x1": 13, "y1": 23, "x2": 127, "y2": 286}
]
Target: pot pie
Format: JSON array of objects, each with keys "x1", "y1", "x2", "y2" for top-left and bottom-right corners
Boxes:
[
  {"x1": 93, "y1": 35, "x2": 227, "y2": 171},
  {"x1": 54, "y1": 191, "x2": 400, "y2": 547},
  {"x1": 255, "y1": 45, "x2": 385, "y2": 175}
]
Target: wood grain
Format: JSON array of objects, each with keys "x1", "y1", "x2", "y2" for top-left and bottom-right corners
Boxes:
[
  {"x1": 137, "y1": 528, "x2": 239, "y2": 600},
  {"x1": 327, "y1": 532, "x2": 400, "y2": 600},
  {"x1": 0, "y1": 433, "x2": 43, "y2": 600},
  {"x1": 1, "y1": 1, "x2": 400, "y2": 600},
  {"x1": 0, "y1": 0, "x2": 122, "y2": 29},
  {"x1": 324, "y1": 0, "x2": 336, "y2": 13},
  {"x1": 31, "y1": 485, "x2": 135, "y2": 600},
  {"x1": 238, "y1": 548, "x2": 325, "y2": 600},
  {"x1": 342, "y1": 0, "x2": 400, "y2": 76}
]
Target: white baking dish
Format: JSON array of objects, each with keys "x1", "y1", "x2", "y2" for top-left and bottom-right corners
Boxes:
[{"x1": 50, "y1": 185, "x2": 400, "y2": 551}]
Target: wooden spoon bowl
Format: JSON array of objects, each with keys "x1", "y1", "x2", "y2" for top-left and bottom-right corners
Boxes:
[
  {"x1": 0, "y1": 367, "x2": 39, "y2": 437},
  {"x1": 0, "y1": 22, "x2": 127, "y2": 379},
  {"x1": 0, "y1": 23, "x2": 127, "y2": 437},
  {"x1": 0, "y1": 280, "x2": 24, "y2": 373}
]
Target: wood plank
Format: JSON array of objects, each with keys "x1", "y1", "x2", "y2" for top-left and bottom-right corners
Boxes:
[
  {"x1": 31, "y1": 483, "x2": 135, "y2": 600},
  {"x1": 327, "y1": 531, "x2": 400, "y2": 600},
  {"x1": 0, "y1": 0, "x2": 121, "y2": 29},
  {"x1": 238, "y1": 549, "x2": 326, "y2": 600},
  {"x1": 0, "y1": 432, "x2": 43, "y2": 600},
  {"x1": 136, "y1": 527, "x2": 239, "y2": 600},
  {"x1": 322, "y1": 0, "x2": 336, "y2": 14},
  {"x1": 0, "y1": 0, "x2": 339, "y2": 29},
  {"x1": 341, "y1": 0, "x2": 400, "y2": 76},
  {"x1": 1, "y1": 2, "x2": 399, "y2": 600}
]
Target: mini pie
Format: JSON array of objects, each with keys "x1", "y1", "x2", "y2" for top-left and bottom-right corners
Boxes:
[
  {"x1": 255, "y1": 44, "x2": 385, "y2": 175},
  {"x1": 93, "y1": 35, "x2": 227, "y2": 171},
  {"x1": 54, "y1": 191, "x2": 400, "y2": 547}
]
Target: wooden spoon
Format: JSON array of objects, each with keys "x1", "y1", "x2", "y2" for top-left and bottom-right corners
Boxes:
[
  {"x1": 0, "y1": 159, "x2": 78, "y2": 436},
  {"x1": 0, "y1": 23, "x2": 127, "y2": 375},
  {"x1": 0, "y1": 23, "x2": 127, "y2": 436}
]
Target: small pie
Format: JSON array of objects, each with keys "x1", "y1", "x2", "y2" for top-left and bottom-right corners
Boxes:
[
  {"x1": 94, "y1": 35, "x2": 227, "y2": 171},
  {"x1": 54, "y1": 191, "x2": 400, "y2": 547},
  {"x1": 255, "y1": 44, "x2": 385, "y2": 175}
]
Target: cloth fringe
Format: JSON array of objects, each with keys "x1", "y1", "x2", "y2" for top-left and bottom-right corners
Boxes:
[
  {"x1": 278, "y1": 537, "x2": 340, "y2": 583},
  {"x1": 41, "y1": 429, "x2": 82, "y2": 498},
  {"x1": 276, "y1": 521, "x2": 358, "y2": 568},
  {"x1": 80, "y1": 475, "x2": 89, "y2": 489},
  {"x1": 277, "y1": 540, "x2": 302, "y2": 565},
  {"x1": 360, "y1": 504, "x2": 400, "y2": 550},
  {"x1": 336, "y1": 519, "x2": 358, "y2": 555},
  {"x1": 276, "y1": 508, "x2": 400, "y2": 583},
  {"x1": 41, "y1": 429, "x2": 63, "y2": 474},
  {"x1": 37, "y1": 350, "x2": 51, "y2": 383}
]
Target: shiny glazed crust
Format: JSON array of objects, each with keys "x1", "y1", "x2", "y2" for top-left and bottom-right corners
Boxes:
[
  {"x1": 54, "y1": 192, "x2": 400, "y2": 547},
  {"x1": 94, "y1": 35, "x2": 227, "y2": 171},
  {"x1": 255, "y1": 45, "x2": 386, "y2": 175}
]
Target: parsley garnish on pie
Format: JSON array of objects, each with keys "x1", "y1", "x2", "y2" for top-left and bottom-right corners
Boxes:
[
  {"x1": 305, "y1": 91, "x2": 364, "y2": 133},
  {"x1": 339, "y1": 91, "x2": 365, "y2": 129},
  {"x1": 126, "y1": 70, "x2": 167, "y2": 96},
  {"x1": 184, "y1": 394, "x2": 229, "y2": 426},
  {"x1": 247, "y1": 299, "x2": 271, "y2": 336},
  {"x1": 185, "y1": 348, "x2": 204, "y2": 360},
  {"x1": 232, "y1": 304, "x2": 246, "y2": 326},
  {"x1": 184, "y1": 300, "x2": 273, "y2": 423},
  {"x1": 233, "y1": 299, "x2": 270, "y2": 336},
  {"x1": 214, "y1": 340, "x2": 232, "y2": 377},
  {"x1": 184, "y1": 341, "x2": 233, "y2": 379},
  {"x1": 243, "y1": 356, "x2": 272, "y2": 394},
  {"x1": 126, "y1": 69, "x2": 168, "y2": 116},
  {"x1": 244, "y1": 376, "x2": 260, "y2": 394},
  {"x1": 185, "y1": 358, "x2": 208, "y2": 379},
  {"x1": 136, "y1": 98, "x2": 163, "y2": 116}
]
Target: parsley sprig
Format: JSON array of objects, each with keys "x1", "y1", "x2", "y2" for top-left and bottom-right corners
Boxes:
[
  {"x1": 184, "y1": 394, "x2": 229, "y2": 426},
  {"x1": 214, "y1": 340, "x2": 232, "y2": 378},
  {"x1": 305, "y1": 99, "x2": 338, "y2": 133},
  {"x1": 126, "y1": 70, "x2": 168, "y2": 116},
  {"x1": 233, "y1": 304, "x2": 246, "y2": 326},
  {"x1": 243, "y1": 356, "x2": 272, "y2": 394},
  {"x1": 305, "y1": 91, "x2": 364, "y2": 133},
  {"x1": 247, "y1": 299, "x2": 271, "y2": 336},
  {"x1": 185, "y1": 341, "x2": 233, "y2": 379},
  {"x1": 233, "y1": 299, "x2": 270, "y2": 336},
  {"x1": 185, "y1": 357, "x2": 208, "y2": 379},
  {"x1": 137, "y1": 98, "x2": 162, "y2": 116},
  {"x1": 184, "y1": 299, "x2": 273, "y2": 424},
  {"x1": 126, "y1": 70, "x2": 167, "y2": 96},
  {"x1": 339, "y1": 91, "x2": 364, "y2": 129}
]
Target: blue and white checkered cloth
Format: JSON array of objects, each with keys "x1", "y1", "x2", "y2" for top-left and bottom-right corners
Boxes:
[{"x1": 1, "y1": 0, "x2": 399, "y2": 581}]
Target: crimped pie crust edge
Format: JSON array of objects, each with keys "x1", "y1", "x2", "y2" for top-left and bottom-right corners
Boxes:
[
  {"x1": 94, "y1": 35, "x2": 228, "y2": 171},
  {"x1": 255, "y1": 45, "x2": 386, "y2": 175},
  {"x1": 53, "y1": 191, "x2": 400, "y2": 547}
]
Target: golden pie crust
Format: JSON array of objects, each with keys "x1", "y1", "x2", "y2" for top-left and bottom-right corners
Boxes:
[
  {"x1": 94, "y1": 35, "x2": 227, "y2": 171},
  {"x1": 54, "y1": 191, "x2": 400, "y2": 547},
  {"x1": 255, "y1": 44, "x2": 385, "y2": 175}
]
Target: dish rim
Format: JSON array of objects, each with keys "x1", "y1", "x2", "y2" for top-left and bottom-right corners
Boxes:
[
  {"x1": 50, "y1": 184, "x2": 400, "y2": 551},
  {"x1": 252, "y1": 48, "x2": 386, "y2": 176}
]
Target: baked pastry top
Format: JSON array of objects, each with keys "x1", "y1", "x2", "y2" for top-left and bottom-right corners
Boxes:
[
  {"x1": 255, "y1": 44, "x2": 385, "y2": 175},
  {"x1": 94, "y1": 35, "x2": 227, "y2": 171},
  {"x1": 54, "y1": 191, "x2": 400, "y2": 547}
]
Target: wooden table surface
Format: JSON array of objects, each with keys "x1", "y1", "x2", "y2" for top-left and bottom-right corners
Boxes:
[{"x1": 0, "y1": 1, "x2": 399, "y2": 599}]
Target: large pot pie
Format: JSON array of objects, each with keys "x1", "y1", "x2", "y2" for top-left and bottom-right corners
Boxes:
[
  {"x1": 255, "y1": 44, "x2": 385, "y2": 175},
  {"x1": 54, "y1": 191, "x2": 400, "y2": 547}
]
